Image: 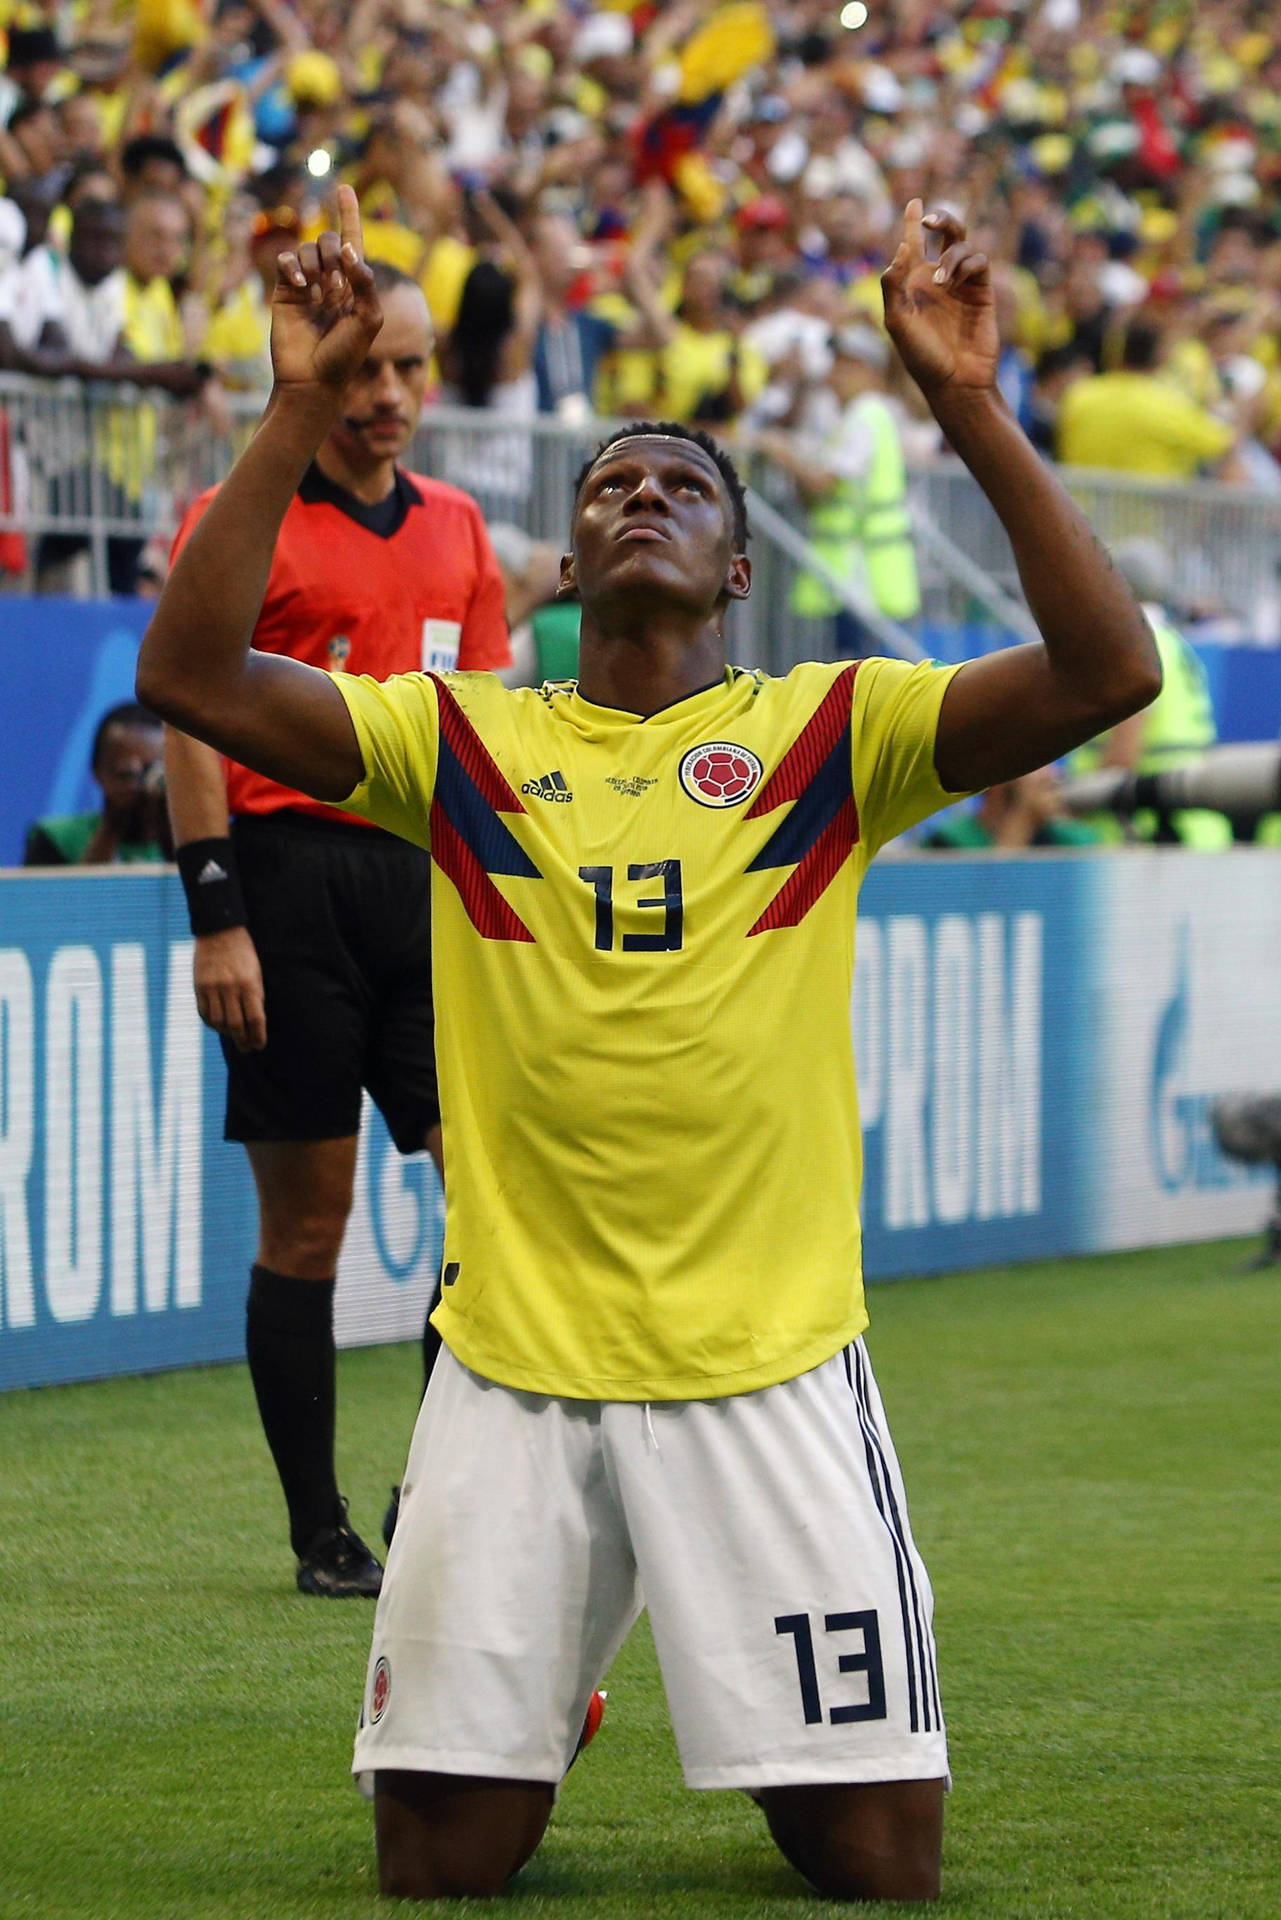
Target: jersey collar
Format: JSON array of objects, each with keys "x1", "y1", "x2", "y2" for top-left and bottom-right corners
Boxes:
[{"x1": 563, "y1": 669, "x2": 740, "y2": 730}]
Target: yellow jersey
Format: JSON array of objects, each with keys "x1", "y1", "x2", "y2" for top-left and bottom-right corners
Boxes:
[
  {"x1": 98, "y1": 274, "x2": 185, "y2": 500},
  {"x1": 122, "y1": 272, "x2": 184, "y2": 361},
  {"x1": 334, "y1": 657, "x2": 962, "y2": 1400},
  {"x1": 656, "y1": 325, "x2": 768, "y2": 424},
  {"x1": 1056, "y1": 371, "x2": 1234, "y2": 478}
]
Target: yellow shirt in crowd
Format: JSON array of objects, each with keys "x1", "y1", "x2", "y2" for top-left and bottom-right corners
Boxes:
[
  {"x1": 1056, "y1": 370, "x2": 1234, "y2": 478},
  {"x1": 122, "y1": 272, "x2": 184, "y2": 362},
  {"x1": 98, "y1": 273, "x2": 184, "y2": 498},
  {"x1": 656, "y1": 324, "x2": 768, "y2": 423},
  {"x1": 201, "y1": 278, "x2": 271, "y2": 390}
]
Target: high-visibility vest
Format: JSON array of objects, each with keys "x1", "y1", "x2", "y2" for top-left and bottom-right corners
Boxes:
[
  {"x1": 792, "y1": 395, "x2": 920, "y2": 622},
  {"x1": 1069, "y1": 606, "x2": 1231, "y2": 847},
  {"x1": 1136, "y1": 611, "x2": 1216, "y2": 763}
]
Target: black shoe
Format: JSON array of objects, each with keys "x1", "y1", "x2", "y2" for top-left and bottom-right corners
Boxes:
[
  {"x1": 382, "y1": 1484, "x2": 401, "y2": 1550},
  {"x1": 296, "y1": 1503, "x2": 383, "y2": 1598}
]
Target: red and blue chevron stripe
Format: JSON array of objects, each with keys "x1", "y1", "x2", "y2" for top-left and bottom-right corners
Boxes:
[
  {"x1": 745, "y1": 664, "x2": 861, "y2": 935},
  {"x1": 429, "y1": 675, "x2": 539, "y2": 942}
]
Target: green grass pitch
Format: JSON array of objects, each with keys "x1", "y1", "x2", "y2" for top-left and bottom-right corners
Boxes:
[{"x1": 2, "y1": 1239, "x2": 1278, "y2": 1919}]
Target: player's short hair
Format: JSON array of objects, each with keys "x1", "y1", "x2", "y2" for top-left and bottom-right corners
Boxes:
[
  {"x1": 91, "y1": 701, "x2": 160, "y2": 769},
  {"x1": 574, "y1": 422, "x2": 749, "y2": 551}
]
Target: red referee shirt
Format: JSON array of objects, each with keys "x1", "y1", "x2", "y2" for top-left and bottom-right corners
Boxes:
[{"x1": 171, "y1": 463, "x2": 511, "y2": 822}]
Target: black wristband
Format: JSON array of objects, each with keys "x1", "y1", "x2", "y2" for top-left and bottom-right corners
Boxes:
[{"x1": 176, "y1": 837, "x2": 248, "y2": 937}]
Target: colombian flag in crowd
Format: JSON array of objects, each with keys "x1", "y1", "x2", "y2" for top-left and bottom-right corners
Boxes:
[{"x1": 633, "y1": 0, "x2": 775, "y2": 204}]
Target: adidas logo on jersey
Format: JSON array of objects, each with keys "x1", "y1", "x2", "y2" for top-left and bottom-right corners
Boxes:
[{"x1": 521, "y1": 770, "x2": 574, "y2": 802}]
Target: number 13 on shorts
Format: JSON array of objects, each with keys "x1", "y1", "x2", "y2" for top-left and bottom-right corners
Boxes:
[{"x1": 775, "y1": 1609, "x2": 886, "y2": 1725}]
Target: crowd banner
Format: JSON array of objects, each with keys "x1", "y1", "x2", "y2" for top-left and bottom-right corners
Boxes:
[
  {"x1": 854, "y1": 850, "x2": 1279, "y2": 1277},
  {"x1": 1085, "y1": 853, "x2": 1281, "y2": 1245},
  {"x1": 3, "y1": 596, "x2": 1281, "y2": 865},
  {"x1": 0, "y1": 598, "x2": 153, "y2": 866},
  {"x1": 1, "y1": 855, "x2": 1277, "y2": 1392},
  {"x1": 0, "y1": 871, "x2": 442, "y2": 1391}
]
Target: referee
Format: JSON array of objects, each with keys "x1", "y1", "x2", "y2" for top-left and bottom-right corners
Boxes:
[{"x1": 164, "y1": 262, "x2": 510, "y2": 1597}]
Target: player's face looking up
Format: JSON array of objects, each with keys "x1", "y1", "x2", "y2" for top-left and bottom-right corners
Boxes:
[
  {"x1": 328, "y1": 283, "x2": 431, "y2": 469},
  {"x1": 565, "y1": 437, "x2": 750, "y2": 623}
]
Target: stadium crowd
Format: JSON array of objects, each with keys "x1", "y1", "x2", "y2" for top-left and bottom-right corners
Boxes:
[
  {"x1": 5, "y1": 0, "x2": 1279, "y2": 847},
  {"x1": 2, "y1": 0, "x2": 1281, "y2": 576}
]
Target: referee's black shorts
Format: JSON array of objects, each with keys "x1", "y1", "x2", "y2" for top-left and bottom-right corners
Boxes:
[{"x1": 224, "y1": 811, "x2": 438, "y2": 1155}]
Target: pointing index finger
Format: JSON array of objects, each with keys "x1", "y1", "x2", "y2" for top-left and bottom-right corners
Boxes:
[
  {"x1": 336, "y1": 182, "x2": 363, "y2": 262},
  {"x1": 901, "y1": 197, "x2": 924, "y2": 263}
]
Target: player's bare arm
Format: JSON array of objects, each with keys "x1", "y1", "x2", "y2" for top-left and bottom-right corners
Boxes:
[
  {"x1": 136, "y1": 187, "x2": 378, "y2": 801},
  {"x1": 882, "y1": 201, "x2": 1163, "y2": 794}
]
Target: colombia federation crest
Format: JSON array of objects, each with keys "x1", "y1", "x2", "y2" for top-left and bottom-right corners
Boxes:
[{"x1": 679, "y1": 741, "x2": 764, "y2": 808}]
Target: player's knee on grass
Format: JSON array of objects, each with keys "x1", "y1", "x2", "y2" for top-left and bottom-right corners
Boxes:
[
  {"x1": 759, "y1": 1777, "x2": 944, "y2": 1903},
  {"x1": 374, "y1": 1772, "x2": 555, "y2": 1901}
]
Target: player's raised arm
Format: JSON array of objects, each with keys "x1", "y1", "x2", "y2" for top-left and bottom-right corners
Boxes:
[
  {"x1": 881, "y1": 201, "x2": 1162, "y2": 794},
  {"x1": 136, "y1": 186, "x2": 381, "y2": 802}
]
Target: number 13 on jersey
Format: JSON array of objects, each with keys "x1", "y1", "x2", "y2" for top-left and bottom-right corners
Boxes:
[{"x1": 578, "y1": 860, "x2": 684, "y2": 953}]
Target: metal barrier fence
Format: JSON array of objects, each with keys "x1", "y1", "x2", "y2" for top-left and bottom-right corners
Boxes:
[
  {"x1": 0, "y1": 376, "x2": 938, "y2": 671},
  {"x1": 4, "y1": 370, "x2": 1279, "y2": 659},
  {"x1": 911, "y1": 458, "x2": 1281, "y2": 641},
  {"x1": 0, "y1": 372, "x2": 255, "y2": 569},
  {"x1": 8, "y1": 848, "x2": 1280, "y2": 1389},
  {"x1": 407, "y1": 406, "x2": 941, "y2": 669},
  {"x1": 407, "y1": 409, "x2": 1037, "y2": 654}
]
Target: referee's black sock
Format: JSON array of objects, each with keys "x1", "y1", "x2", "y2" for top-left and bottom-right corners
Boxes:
[
  {"x1": 420, "y1": 1270, "x2": 445, "y2": 1401},
  {"x1": 246, "y1": 1265, "x2": 341, "y2": 1557}
]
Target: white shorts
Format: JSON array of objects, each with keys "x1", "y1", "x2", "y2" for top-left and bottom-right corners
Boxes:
[{"x1": 352, "y1": 1339, "x2": 947, "y2": 1792}]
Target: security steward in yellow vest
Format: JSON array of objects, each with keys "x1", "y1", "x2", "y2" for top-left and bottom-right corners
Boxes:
[
  {"x1": 754, "y1": 324, "x2": 920, "y2": 652},
  {"x1": 1069, "y1": 540, "x2": 1230, "y2": 847}
]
